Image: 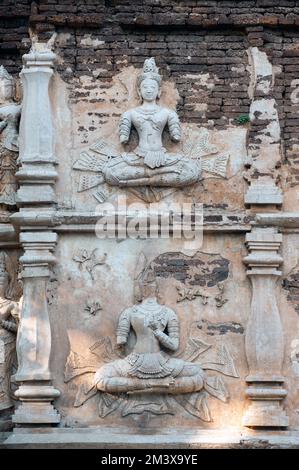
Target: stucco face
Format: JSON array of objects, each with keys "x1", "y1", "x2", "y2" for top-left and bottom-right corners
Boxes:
[{"x1": 139, "y1": 78, "x2": 160, "y2": 102}]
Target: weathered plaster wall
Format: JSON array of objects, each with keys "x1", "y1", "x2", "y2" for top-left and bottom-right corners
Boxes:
[{"x1": 1, "y1": 1, "x2": 299, "y2": 439}]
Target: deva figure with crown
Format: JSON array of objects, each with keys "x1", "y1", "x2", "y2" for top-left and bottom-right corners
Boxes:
[{"x1": 102, "y1": 57, "x2": 201, "y2": 188}]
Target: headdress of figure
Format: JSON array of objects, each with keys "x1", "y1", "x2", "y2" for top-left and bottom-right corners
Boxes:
[{"x1": 137, "y1": 58, "x2": 162, "y2": 98}]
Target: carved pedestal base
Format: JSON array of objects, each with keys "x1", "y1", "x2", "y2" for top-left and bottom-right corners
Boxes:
[
  {"x1": 13, "y1": 384, "x2": 60, "y2": 424},
  {"x1": 243, "y1": 382, "x2": 288, "y2": 427}
]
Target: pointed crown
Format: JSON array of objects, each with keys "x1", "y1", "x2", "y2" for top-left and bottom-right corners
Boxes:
[{"x1": 137, "y1": 57, "x2": 162, "y2": 88}]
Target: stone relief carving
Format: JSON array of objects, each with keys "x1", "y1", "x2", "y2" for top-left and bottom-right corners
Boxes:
[
  {"x1": 85, "y1": 300, "x2": 102, "y2": 316},
  {"x1": 177, "y1": 283, "x2": 228, "y2": 308},
  {"x1": 0, "y1": 251, "x2": 22, "y2": 416},
  {"x1": 73, "y1": 58, "x2": 229, "y2": 202},
  {"x1": 73, "y1": 249, "x2": 107, "y2": 280},
  {"x1": 64, "y1": 265, "x2": 239, "y2": 422},
  {"x1": 0, "y1": 66, "x2": 21, "y2": 210}
]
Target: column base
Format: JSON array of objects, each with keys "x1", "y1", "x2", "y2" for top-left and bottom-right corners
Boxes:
[
  {"x1": 13, "y1": 402, "x2": 60, "y2": 424},
  {"x1": 243, "y1": 401, "x2": 289, "y2": 428},
  {"x1": 12, "y1": 384, "x2": 60, "y2": 425}
]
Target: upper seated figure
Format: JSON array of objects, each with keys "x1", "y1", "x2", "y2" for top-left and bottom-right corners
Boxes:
[{"x1": 103, "y1": 58, "x2": 201, "y2": 187}]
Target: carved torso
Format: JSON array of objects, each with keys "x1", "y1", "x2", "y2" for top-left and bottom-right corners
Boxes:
[
  {"x1": 130, "y1": 106, "x2": 171, "y2": 152},
  {"x1": 119, "y1": 105, "x2": 181, "y2": 169},
  {"x1": 129, "y1": 300, "x2": 170, "y2": 354},
  {"x1": 115, "y1": 298, "x2": 181, "y2": 378}
]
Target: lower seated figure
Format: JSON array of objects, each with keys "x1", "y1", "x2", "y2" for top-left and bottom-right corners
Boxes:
[{"x1": 94, "y1": 352, "x2": 205, "y2": 395}]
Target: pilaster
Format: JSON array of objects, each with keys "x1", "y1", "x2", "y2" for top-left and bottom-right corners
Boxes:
[
  {"x1": 11, "y1": 44, "x2": 60, "y2": 425},
  {"x1": 243, "y1": 227, "x2": 288, "y2": 427}
]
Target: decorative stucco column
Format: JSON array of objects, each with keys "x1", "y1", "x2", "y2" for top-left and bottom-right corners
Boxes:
[
  {"x1": 243, "y1": 227, "x2": 288, "y2": 427},
  {"x1": 11, "y1": 45, "x2": 60, "y2": 424}
]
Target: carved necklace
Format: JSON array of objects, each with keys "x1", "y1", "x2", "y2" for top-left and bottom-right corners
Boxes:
[
  {"x1": 137, "y1": 299, "x2": 168, "y2": 327},
  {"x1": 136, "y1": 106, "x2": 160, "y2": 115}
]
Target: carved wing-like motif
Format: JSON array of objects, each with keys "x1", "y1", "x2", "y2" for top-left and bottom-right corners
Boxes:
[
  {"x1": 72, "y1": 139, "x2": 119, "y2": 202},
  {"x1": 183, "y1": 127, "x2": 229, "y2": 178},
  {"x1": 174, "y1": 391, "x2": 211, "y2": 421},
  {"x1": 64, "y1": 337, "x2": 123, "y2": 408},
  {"x1": 72, "y1": 127, "x2": 229, "y2": 203},
  {"x1": 183, "y1": 127, "x2": 218, "y2": 159},
  {"x1": 64, "y1": 323, "x2": 239, "y2": 422}
]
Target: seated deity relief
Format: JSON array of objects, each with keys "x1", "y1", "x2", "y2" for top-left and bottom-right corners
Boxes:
[
  {"x1": 94, "y1": 270, "x2": 205, "y2": 396},
  {"x1": 65, "y1": 262, "x2": 239, "y2": 421},
  {"x1": 73, "y1": 58, "x2": 229, "y2": 202}
]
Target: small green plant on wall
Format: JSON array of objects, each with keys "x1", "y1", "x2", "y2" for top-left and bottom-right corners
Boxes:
[{"x1": 234, "y1": 114, "x2": 250, "y2": 125}]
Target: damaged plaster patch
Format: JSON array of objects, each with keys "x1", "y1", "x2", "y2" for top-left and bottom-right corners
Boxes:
[
  {"x1": 196, "y1": 319, "x2": 244, "y2": 336},
  {"x1": 246, "y1": 47, "x2": 273, "y2": 98},
  {"x1": 245, "y1": 46, "x2": 283, "y2": 202},
  {"x1": 184, "y1": 73, "x2": 217, "y2": 90},
  {"x1": 250, "y1": 98, "x2": 280, "y2": 143},
  {"x1": 290, "y1": 79, "x2": 299, "y2": 104},
  {"x1": 55, "y1": 33, "x2": 72, "y2": 47},
  {"x1": 80, "y1": 35, "x2": 105, "y2": 47},
  {"x1": 290, "y1": 339, "x2": 299, "y2": 377},
  {"x1": 184, "y1": 72, "x2": 218, "y2": 116}
]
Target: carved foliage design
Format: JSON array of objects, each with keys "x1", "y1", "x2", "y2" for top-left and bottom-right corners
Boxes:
[{"x1": 72, "y1": 249, "x2": 107, "y2": 280}]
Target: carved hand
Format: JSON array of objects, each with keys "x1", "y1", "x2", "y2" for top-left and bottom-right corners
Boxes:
[
  {"x1": 116, "y1": 335, "x2": 127, "y2": 347},
  {"x1": 171, "y1": 134, "x2": 180, "y2": 142},
  {"x1": 120, "y1": 134, "x2": 129, "y2": 144},
  {"x1": 148, "y1": 320, "x2": 159, "y2": 331}
]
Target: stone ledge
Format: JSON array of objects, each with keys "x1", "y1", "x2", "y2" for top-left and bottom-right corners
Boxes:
[
  {"x1": 256, "y1": 212, "x2": 299, "y2": 228},
  {"x1": 10, "y1": 210, "x2": 253, "y2": 233},
  {"x1": 2, "y1": 428, "x2": 299, "y2": 449}
]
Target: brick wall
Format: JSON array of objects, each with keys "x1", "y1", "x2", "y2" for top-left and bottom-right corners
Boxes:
[{"x1": 1, "y1": 1, "x2": 299, "y2": 182}]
